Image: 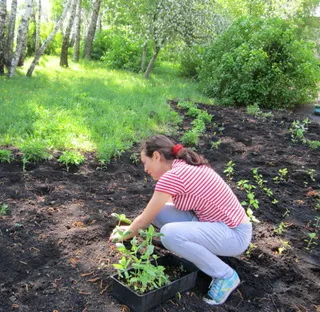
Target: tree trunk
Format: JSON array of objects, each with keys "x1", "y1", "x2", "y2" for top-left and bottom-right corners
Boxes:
[
  {"x1": 0, "y1": 0, "x2": 7, "y2": 75},
  {"x1": 9, "y1": 0, "x2": 33, "y2": 78},
  {"x1": 17, "y1": 30, "x2": 29, "y2": 67},
  {"x1": 27, "y1": 0, "x2": 72, "y2": 77},
  {"x1": 5, "y1": 0, "x2": 17, "y2": 68},
  {"x1": 83, "y1": 0, "x2": 101, "y2": 59},
  {"x1": 60, "y1": 0, "x2": 77, "y2": 67},
  {"x1": 35, "y1": 0, "x2": 41, "y2": 52},
  {"x1": 140, "y1": 43, "x2": 147, "y2": 73},
  {"x1": 73, "y1": 0, "x2": 81, "y2": 62},
  {"x1": 144, "y1": 46, "x2": 160, "y2": 79}
]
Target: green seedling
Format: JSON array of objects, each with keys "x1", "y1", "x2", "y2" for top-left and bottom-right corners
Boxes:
[
  {"x1": 130, "y1": 153, "x2": 140, "y2": 164},
  {"x1": 313, "y1": 216, "x2": 320, "y2": 229},
  {"x1": 0, "y1": 204, "x2": 9, "y2": 216},
  {"x1": 246, "y1": 104, "x2": 273, "y2": 120},
  {"x1": 245, "y1": 242, "x2": 257, "y2": 257},
  {"x1": 289, "y1": 118, "x2": 310, "y2": 143},
  {"x1": 304, "y1": 232, "x2": 317, "y2": 250},
  {"x1": 224, "y1": 160, "x2": 235, "y2": 180},
  {"x1": 252, "y1": 168, "x2": 267, "y2": 188},
  {"x1": 273, "y1": 168, "x2": 288, "y2": 184},
  {"x1": 282, "y1": 207, "x2": 290, "y2": 218},
  {"x1": 246, "y1": 208, "x2": 260, "y2": 223},
  {"x1": 0, "y1": 150, "x2": 13, "y2": 163},
  {"x1": 306, "y1": 169, "x2": 316, "y2": 182},
  {"x1": 274, "y1": 222, "x2": 287, "y2": 235},
  {"x1": 306, "y1": 140, "x2": 320, "y2": 149},
  {"x1": 58, "y1": 151, "x2": 85, "y2": 171},
  {"x1": 112, "y1": 213, "x2": 169, "y2": 294},
  {"x1": 211, "y1": 140, "x2": 221, "y2": 150},
  {"x1": 277, "y1": 240, "x2": 290, "y2": 255}
]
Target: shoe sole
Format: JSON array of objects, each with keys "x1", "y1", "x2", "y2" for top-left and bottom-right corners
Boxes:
[{"x1": 203, "y1": 278, "x2": 240, "y2": 305}]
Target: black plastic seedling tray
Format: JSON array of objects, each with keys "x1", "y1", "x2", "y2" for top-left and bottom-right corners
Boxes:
[{"x1": 111, "y1": 253, "x2": 198, "y2": 312}]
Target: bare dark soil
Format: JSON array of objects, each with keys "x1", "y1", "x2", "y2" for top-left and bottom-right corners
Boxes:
[{"x1": 1, "y1": 102, "x2": 319, "y2": 312}]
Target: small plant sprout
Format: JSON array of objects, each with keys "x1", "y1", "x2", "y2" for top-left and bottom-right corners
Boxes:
[
  {"x1": 282, "y1": 207, "x2": 290, "y2": 218},
  {"x1": 289, "y1": 118, "x2": 310, "y2": 143},
  {"x1": 0, "y1": 203, "x2": 9, "y2": 216},
  {"x1": 224, "y1": 160, "x2": 235, "y2": 180},
  {"x1": 316, "y1": 199, "x2": 320, "y2": 210},
  {"x1": 274, "y1": 222, "x2": 287, "y2": 235},
  {"x1": 304, "y1": 232, "x2": 318, "y2": 250},
  {"x1": 0, "y1": 150, "x2": 13, "y2": 163},
  {"x1": 245, "y1": 242, "x2": 257, "y2": 257},
  {"x1": 252, "y1": 168, "x2": 267, "y2": 188},
  {"x1": 130, "y1": 152, "x2": 140, "y2": 164},
  {"x1": 277, "y1": 240, "x2": 290, "y2": 255},
  {"x1": 313, "y1": 216, "x2": 320, "y2": 229},
  {"x1": 58, "y1": 151, "x2": 85, "y2": 171},
  {"x1": 273, "y1": 168, "x2": 288, "y2": 184},
  {"x1": 211, "y1": 140, "x2": 221, "y2": 149},
  {"x1": 306, "y1": 169, "x2": 316, "y2": 182},
  {"x1": 111, "y1": 213, "x2": 132, "y2": 242}
]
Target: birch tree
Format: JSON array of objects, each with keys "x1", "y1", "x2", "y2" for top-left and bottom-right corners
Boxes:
[
  {"x1": 60, "y1": 0, "x2": 77, "y2": 67},
  {"x1": 83, "y1": 0, "x2": 101, "y2": 59},
  {"x1": 0, "y1": 0, "x2": 6, "y2": 75},
  {"x1": 5, "y1": 0, "x2": 17, "y2": 68},
  {"x1": 9, "y1": 0, "x2": 33, "y2": 78},
  {"x1": 35, "y1": 0, "x2": 42, "y2": 52},
  {"x1": 27, "y1": 0, "x2": 72, "y2": 76},
  {"x1": 73, "y1": 0, "x2": 81, "y2": 62}
]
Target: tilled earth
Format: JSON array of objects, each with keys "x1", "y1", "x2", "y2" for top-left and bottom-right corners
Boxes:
[{"x1": 0, "y1": 102, "x2": 319, "y2": 312}]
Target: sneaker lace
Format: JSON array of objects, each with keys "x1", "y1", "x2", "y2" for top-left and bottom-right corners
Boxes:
[{"x1": 208, "y1": 278, "x2": 224, "y2": 297}]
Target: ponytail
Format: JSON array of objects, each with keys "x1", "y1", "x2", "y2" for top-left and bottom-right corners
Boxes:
[{"x1": 140, "y1": 135, "x2": 210, "y2": 167}]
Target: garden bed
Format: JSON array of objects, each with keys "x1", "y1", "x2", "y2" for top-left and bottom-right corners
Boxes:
[{"x1": 0, "y1": 103, "x2": 319, "y2": 312}]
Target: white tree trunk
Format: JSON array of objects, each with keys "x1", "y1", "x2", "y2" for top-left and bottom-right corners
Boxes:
[
  {"x1": 35, "y1": 0, "x2": 41, "y2": 52},
  {"x1": 60, "y1": 0, "x2": 77, "y2": 67},
  {"x1": 83, "y1": 0, "x2": 101, "y2": 59},
  {"x1": 5, "y1": 0, "x2": 17, "y2": 67},
  {"x1": 27, "y1": 0, "x2": 72, "y2": 77},
  {"x1": 73, "y1": 0, "x2": 81, "y2": 62},
  {"x1": 144, "y1": 46, "x2": 160, "y2": 79},
  {"x1": 9, "y1": 0, "x2": 33, "y2": 78},
  {"x1": 0, "y1": 0, "x2": 6, "y2": 75}
]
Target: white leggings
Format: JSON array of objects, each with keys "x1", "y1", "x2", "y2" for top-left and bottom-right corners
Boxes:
[{"x1": 153, "y1": 204, "x2": 252, "y2": 279}]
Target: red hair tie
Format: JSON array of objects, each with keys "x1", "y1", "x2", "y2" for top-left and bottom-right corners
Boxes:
[{"x1": 172, "y1": 144, "x2": 184, "y2": 156}]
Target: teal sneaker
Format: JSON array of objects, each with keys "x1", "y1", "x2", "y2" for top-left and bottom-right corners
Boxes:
[{"x1": 203, "y1": 270, "x2": 240, "y2": 305}]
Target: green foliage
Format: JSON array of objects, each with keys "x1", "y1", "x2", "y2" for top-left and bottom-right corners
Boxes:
[
  {"x1": 93, "y1": 28, "x2": 151, "y2": 72},
  {"x1": 0, "y1": 203, "x2": 9, "y2": 216},
  {"x1": 58, "y1": 151, "x2": 85, "y2": 171},
  {"x1": 111, "y1": 213, "x2": 169, "y2": 294},
  {"x1": 199, "y1": 17, "x2": 320, "y2": 109},
  {"x1": 179, "y1": 45, "x2": 205, "y2": 79},
  {"x1": 0, "y1": 150, "x2": 13, "y2": 163},
  {"x1": 246, "y1": 104, "x2": 273, "y2": 120},
  {"x1": 20, "y1": 140, "x2": 52, "y2": 170},
  {"x1": 289, "y1": 118, "x2": 310, "y2": 142},
  {"x1": 224, "y1": 160, "x2": 235, "y2": 180}
]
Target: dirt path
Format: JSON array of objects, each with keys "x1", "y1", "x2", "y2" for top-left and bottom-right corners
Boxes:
[{"x1": 0, "y1": 103, "x2": 319, "y2": 312}]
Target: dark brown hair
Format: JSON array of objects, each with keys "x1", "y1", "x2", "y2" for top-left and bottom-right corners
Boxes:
[{"x1": 140, "y1": 134, "x2": 210, "y2": 167}]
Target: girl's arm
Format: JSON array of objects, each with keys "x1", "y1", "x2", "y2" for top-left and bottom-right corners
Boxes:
[{"x1": 110, "y1": 191, "x2": 171, "y2": 241}]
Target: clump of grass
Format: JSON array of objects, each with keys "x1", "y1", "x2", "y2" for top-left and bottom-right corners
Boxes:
[
  {"x1": 0, "y1": 203, "x2": 9, "y2": 216},
  {"x1": 0, "y1": 149, "x2": 13, "y2": 163},
  {"x1": 20, "y1": 140, "x2": 52, "y2": 170},
  {"x1": 58, "y1": 151, "x2": 85, "y2": 171}
]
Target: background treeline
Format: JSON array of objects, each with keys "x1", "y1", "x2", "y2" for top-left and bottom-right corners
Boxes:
[{"x1": 0, "y1": 0, "x2": 320, "y2": 108}]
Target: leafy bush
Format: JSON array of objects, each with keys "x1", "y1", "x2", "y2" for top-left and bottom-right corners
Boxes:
[
  {"x1": 93, "y1": 28, "x2": 151, "y2": 72},
  {"x1": 178, "y1": 44, "x2": 205, "y2": 79},
  {"x1": 199, "y1": 17, "x2": 320, "y2": 109}
]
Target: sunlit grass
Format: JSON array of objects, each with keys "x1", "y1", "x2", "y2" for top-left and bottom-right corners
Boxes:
[{"x1": 0, "y1": 56, "x2": 211, "y2": 162}]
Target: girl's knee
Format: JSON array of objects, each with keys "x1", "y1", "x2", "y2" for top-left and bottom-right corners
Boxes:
[{"x1": 160, "y1": 223, "x2": 181, "y2": 248}]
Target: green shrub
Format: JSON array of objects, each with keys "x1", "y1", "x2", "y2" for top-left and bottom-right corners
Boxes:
[
  {"x1": 179, "y1": 45, "x2": 205, "y2": 79},
  {"x1": 93, "y1": 28, "x2": 152, "y2": 72},
  {"x1": 199, "y1": 17, "x2": 320, "y2": 109},
  {"x1": 0, "y1": 150, "x2": 13, "y2": 163}
]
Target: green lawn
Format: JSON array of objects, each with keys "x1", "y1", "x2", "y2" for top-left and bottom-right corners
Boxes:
[{"x1": 0, "y1": 57, "x2": 211, "y2": 163}]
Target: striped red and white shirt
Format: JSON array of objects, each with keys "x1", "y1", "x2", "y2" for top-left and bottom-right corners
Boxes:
[{"x1": 155, "y1": 159, "x2": 245, "y2": 227}]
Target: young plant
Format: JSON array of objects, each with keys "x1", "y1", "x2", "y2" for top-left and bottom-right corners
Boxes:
[
  {"x1": 252, "y1": 168, "x2": 266, "y2": 188},
  {"x1": 237, "y1": 180, "x2": 259, "y2": 210},
  {"x1": 0, "y1": 150, "x2": 13, "y2": 163},
  {"x1": 0, "y1": 204, "x2": 9, "y2": 216},
  {"x1": 306, "y1": 169, "x2": 316, "y2": 182},
  {"x1": 246, "y1": 207, "x2": 260, "y2": 223},
  {"x1": 304, "y1": 232, "x2": 318, "y2": 250},
  {"x1": 211, "y1": 140, "x2": 221, "y2": 150},
  {"x1": 273, "y1": 168, "x2": 288, "y2": 184},
  {"x1": 277, "y1": 240, "x2": 290, "y2": 255},
  {"x1": 58, "y1": 151, "x2": 85, "y2": 171},
  {"x1": 289, "y1": 118, "x2": 310, "y2": 143},
  {"x1": 245, "y1": 242, "x2": 257, "y2": 257},
  {"x1": 274, "y1": 222, "x2": 287, "y2": 235},
  {"x1": 224, "y1": 160, "x2": 235, "y2": 180}
]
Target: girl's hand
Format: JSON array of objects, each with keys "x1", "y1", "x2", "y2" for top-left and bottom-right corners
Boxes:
[{"x1": 109, "y1": 225, "x2": 130, "y2": 242}]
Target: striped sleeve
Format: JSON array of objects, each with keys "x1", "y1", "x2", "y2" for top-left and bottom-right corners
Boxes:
[{"x1": 155, "y1": 171, "x2": 185, "y2": 196}]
